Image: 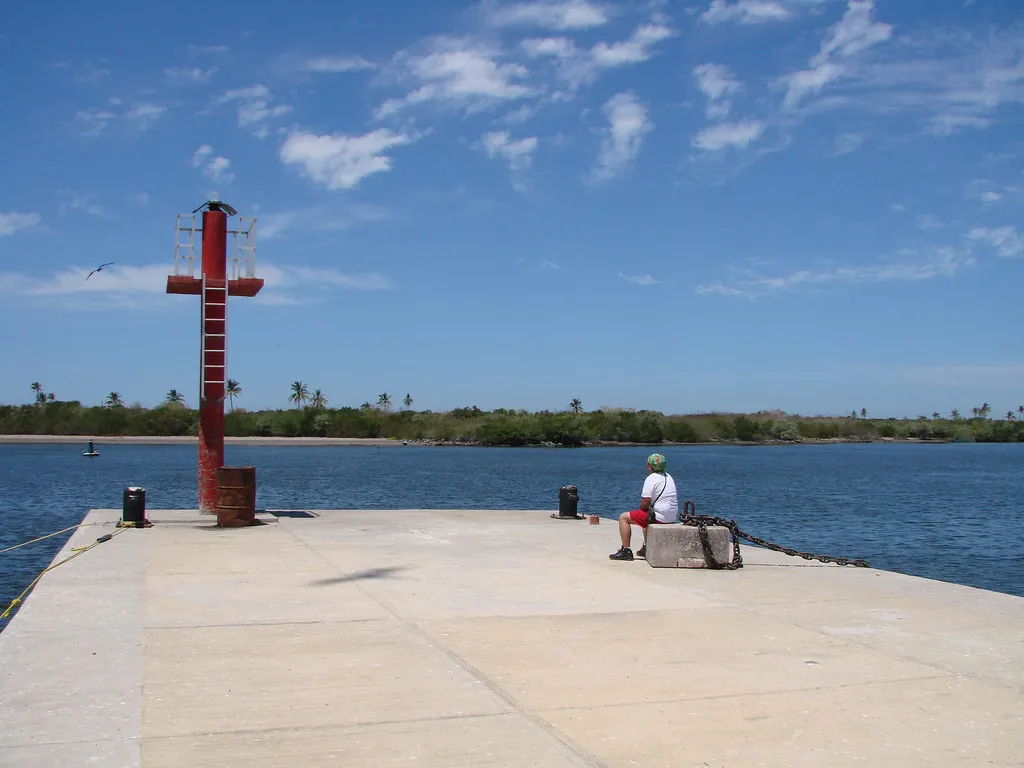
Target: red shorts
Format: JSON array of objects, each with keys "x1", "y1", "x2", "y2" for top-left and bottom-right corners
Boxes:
[{"x1": 627, "y1": 509, "x2": 663, "y2": 528}]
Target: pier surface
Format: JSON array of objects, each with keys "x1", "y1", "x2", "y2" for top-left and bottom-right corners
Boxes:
[{"x1": 1, "y1": 509, "x2": 1021, "y2": 767}]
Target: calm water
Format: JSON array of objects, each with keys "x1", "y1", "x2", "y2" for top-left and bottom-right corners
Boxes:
[{"x1": 1, "y1": 443, "x2": 1022, "y2": 630}]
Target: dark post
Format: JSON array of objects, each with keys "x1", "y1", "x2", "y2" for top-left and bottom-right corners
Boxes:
[
  {"x1": 122, "y1": 486, "x2": 146, "y2": 525},
  {"x1": 553, "y1": 485, "x2": 581, "y2": 519}
]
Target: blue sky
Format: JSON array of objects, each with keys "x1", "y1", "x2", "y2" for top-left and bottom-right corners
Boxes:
[{"x1": 0, "y1": 0, "x2": 1021, "y2": 418}]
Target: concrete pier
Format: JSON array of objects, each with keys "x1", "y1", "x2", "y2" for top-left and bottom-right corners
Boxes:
[{"x1": 1, "y1": 508, "x2": 1022, "y2": 767}]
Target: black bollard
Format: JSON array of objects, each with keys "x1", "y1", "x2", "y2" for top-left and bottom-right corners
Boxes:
[
  {"x1": 122, "y1": 486, "x2": 146, "y2": 525},
  {"x1": 552, "y1": 485, "x2": 582, "y2": 519}
]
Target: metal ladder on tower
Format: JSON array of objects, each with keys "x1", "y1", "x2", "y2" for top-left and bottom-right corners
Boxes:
[{"x1": 200, "y1": 275, "x2": 228, "y2": 398}]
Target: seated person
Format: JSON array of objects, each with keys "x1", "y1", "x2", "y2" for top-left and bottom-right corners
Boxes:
[{"x1": 609, "y1": 453, "x2": 678, "y2": 561}]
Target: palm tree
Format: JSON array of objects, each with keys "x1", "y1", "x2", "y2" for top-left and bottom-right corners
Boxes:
[
  {"x1": 360, "y1": 401, "x2": 374, "y2": 410},
  {"x1": 1006, "y1": 411, "x2": 1015, "y2": 422},
  {"x1": 311, "y1": 389, "x2": 328, "y2": 409},
  {"x1": 932, "y1": 412, "x2": 940, "y2": 420},
  {"x1": 105, "y1": 392, "x2": 124, "y2": 408},
  {"x1": 1018, "y1": 405, "x2": 1023, "y2": 420},
  {"x1": 226, "y1": 379, "x2": 242, "y2": 411},
  {"x1": 47, "y1": 392, "x2": 55, "y2": 402},
  {"x1": 377, "y1": 392, "x2": 391, "y2": 412},
  {"x1": 980, "y1": 402, "x2": 991, "y2": 419},
  {"x1": 403, "y1": 393, "x2": 414, "y2": 410},
  {"x1": 165, "y1": 389, "x2": 186, "y2": 406},
  {"x1": 951, "y1": 409, "x2": 960, "y2": 420},
  {"x1": 850, "y1": 410, "x2": 857, "y2": 419},
  {"x1": 860, "y1": 408, "x2": 867, "y2": 419},
  {"x1": 30, "y1": 381, "x2": 44, "y2": 406},
  {"x1": 570, "y1": 398, "x2": 583, "y2": 414},
  {"x1": 289, "y1": 381, "x2": 309, "y2": 408}
]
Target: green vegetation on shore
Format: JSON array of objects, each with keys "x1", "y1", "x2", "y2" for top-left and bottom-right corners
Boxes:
[{"x1": 3, "y1": 401, "x2": 1022, "y2": 445}]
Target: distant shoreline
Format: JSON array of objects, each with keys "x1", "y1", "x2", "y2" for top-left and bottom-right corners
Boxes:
[{"x1": 0, "y1": 434, "x2": 960, "y2": 447}]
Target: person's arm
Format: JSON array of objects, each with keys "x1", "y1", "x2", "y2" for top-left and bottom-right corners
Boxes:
[{"x1": 639, "y1": 474, "x2": 653, "y2": 512}]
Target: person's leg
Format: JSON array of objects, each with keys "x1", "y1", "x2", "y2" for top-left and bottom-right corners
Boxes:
[
  {"x1": 610, "y1": 511, "x2": 647, "y2": 560},
  {"x1": 618, "y1": 511, "x2": 633, "y2": 548}
]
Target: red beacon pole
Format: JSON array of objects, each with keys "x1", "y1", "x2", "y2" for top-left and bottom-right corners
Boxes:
[{"x1": 167, "y1": 197, "x2": 263, "y2": 513}]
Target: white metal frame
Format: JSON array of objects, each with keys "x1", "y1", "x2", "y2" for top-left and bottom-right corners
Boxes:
[
  {"x1": 228, "y1": 217, "x2": 257, "y2": 280},
  {"x1": 174, "y1": 214, "x2": 198, "y2": 277}
]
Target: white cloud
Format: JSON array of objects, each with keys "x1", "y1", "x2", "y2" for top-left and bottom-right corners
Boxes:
[
  {"x1": 259, "y1": 204, "x2": 389, "y2": 239},
  {"x1": 590, "y1": 22, "x2": 674, "y2": 67},
  {"x1": 965, "y1": 179, "x2": 1017, "y2": 204},
  {"x1": 57, "y1": 190, "x2": 110, "y2": 218},
  {"x1": 782, "y1": 0, "x2": 892, "y2": 110},
  {"x1": 928, "y1": 114, "x2": 993, "y2": 137},
  {"x1": 969, "y1": 226, "x2": 1023, "y2": 258},
  {"x1": 218, "y1": 85, "x2": 291, "y2": 138},
  {"x1": 619, "y1": 272, "x2": 661, "y2": 285},
  {"x1": 481, "y1": 130, "x2": 538, "y2": 190},
  {"x1": 521, "y1": 37, "x2": 576, "y2": 59},
  {"x1": 0, "y1": 264, "x2": 171, "y2": 301},
  {"x1": 697, "y1": 247, "x2": 974, "y2": 299},
  {"x1": 812, "y1": 0, "x2": 893, "y2": 64},
  {"x1": 517, "y1": 20, "x2": 673, "y2": 92},
  {"x1": 833, "y1": 132, "x2": 866, "y2": 156},
  {"x1": 692, "y1": 120, "x2": 765, "y2": 151},
  {"x1": 693, "y1": 63, "x2": 741, "y2": 120},
  {"x1": 188, "y1": 44, "x2": 230, "y2": 57},
  {"x1": 0, "y1": 212, "x2": 41, "y2": 236},
  {"x1": 482, "y1": 0, "x2": 610, "y2": 29},
  {"x1": 0, "y1": 262, "x2": 392, "y2": 309},
  {"x1": 590, "y1": 92, "x2": 651, "y2": 182},
  {"x1": 304, "y1": 56, "x2": 375, "y2": 73},
  {"x1": 124, "y1": 103, "x2": 166, "y2": 130},
  {"x1": 191, "y1": 145, "x2": 234, "y2": 184},
  {"x1": 165, "y1": 66, "x2": 216, "y2": 84},
  {"x1": 376, "y1": 38, "x2": 534, "y2": 118},
  {"x1": 259, "y1": 264, "x2": 395, "y2": 292},
  {"x1": 700, "y1": 0, "x2": 790, "y2": 25},
  {"x1": 774, "y1": 25, "x2": 1023, "y2": 135},
  {"x1": 783, "y1": 62, "x2": 843, "y2": 109},
  {"x1": 916, "y1": 213, "x2": 945, "y2": 231},
  {"x1": 74, "y1": 108, "x2": 116, "y2": 137},
  {"x1": 890, "y1": 203, "x2": 906, "y2": 213},
  {"x1": 280, "y1": 129, "x2": 414, "y2": 190}
]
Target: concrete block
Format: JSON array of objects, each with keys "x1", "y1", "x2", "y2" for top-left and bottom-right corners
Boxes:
[{"x1": 646, "y1": 524, "x2": 733, "y2": 568}]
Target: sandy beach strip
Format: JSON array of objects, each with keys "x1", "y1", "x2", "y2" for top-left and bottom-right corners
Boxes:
[{"x1": 0, "y1": 435, "x2": 409, "y2": 447}]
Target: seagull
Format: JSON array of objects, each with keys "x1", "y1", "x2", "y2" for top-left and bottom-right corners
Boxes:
[{"x1": 86, "y1": 262, "x2": 115, "y2": 281}]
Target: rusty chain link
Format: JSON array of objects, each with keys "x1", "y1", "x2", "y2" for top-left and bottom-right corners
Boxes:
[{"x1": 678, "y1": 500, "x2": 869, "y2": 570}]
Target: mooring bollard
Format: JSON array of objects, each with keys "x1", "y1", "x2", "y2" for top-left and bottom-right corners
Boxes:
[
  {"x1": 122, "y1": 486, "x2": 147, "y2": 526},
  {"x1": 551, "y1": 485, "x2": 582, "y2": 520}
]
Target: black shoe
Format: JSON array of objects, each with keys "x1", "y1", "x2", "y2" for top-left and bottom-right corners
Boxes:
[
  {"x1": 636, "y1": 545, "x2": 646, "y2": 558},
  {"x1": 609, "y1": 547, "x2": 634, "y2": 561}
]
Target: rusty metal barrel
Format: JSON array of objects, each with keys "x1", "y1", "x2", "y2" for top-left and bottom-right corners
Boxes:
[{"x1": 216, "y1": 466, "x2": 256, "y2": 527}]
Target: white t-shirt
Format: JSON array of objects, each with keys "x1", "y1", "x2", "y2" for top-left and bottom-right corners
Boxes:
[{"x1": 642, "y1": 472, "x2": 678, "y2": 523}]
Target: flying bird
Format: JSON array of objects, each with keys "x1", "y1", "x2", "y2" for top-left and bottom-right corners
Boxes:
[{"x1": 86, "y1": 262, "x2": 115, "y2": 281}]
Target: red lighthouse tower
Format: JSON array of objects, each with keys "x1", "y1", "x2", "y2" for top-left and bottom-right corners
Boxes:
[{"x1": 167, "y1": 198, "x2": 263, "y2": 513}]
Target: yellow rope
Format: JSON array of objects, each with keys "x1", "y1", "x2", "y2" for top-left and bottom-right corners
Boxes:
[
  {"x1": 0, "y1": 524, "x2": 85, "y2": 555},
  {"x1": 1, "y1": 527, "x2": 129, "y2": 621}
]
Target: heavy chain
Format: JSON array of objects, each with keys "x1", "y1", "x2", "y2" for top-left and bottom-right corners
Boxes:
[{"x1": 678, "y1": 501, "x2": 869, "y2": 570}]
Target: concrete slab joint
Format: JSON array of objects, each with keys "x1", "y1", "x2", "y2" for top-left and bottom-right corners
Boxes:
[{"x1": 647, "y1": 524, "x2": 732, "y2": 568}]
